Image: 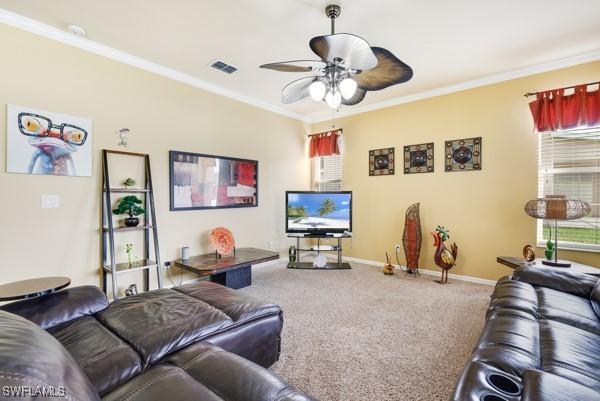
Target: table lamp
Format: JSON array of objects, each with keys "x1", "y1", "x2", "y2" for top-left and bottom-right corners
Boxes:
[{"x1": 524, "y1": 195, "x2": 591, "y2": 267}]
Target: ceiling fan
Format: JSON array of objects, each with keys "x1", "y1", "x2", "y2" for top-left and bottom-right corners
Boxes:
[{"x1": 260, "y1": 4, "x2": 413, "y2": 109}]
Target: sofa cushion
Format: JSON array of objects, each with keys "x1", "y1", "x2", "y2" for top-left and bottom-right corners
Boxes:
[
  {"x1": 513, "y1": 267, "x2": 598, "y2": 298},
  {"x1": 173, "y1": 281, "x2": 281, "y2": 323},
  {"x1": 102, "y1": 343, "x2": 316, "y2": 401},
  {"x1": 0, "y1": 310, "x2": 100, "y2": 401},
  {"x1": 97, "y1": 288, "x2": 233, "y2": 365},
  {"x1": 539, "y1": 320, "x2": 600, "y2": 391},
  {"x1": 521, "y1": 370, "x2": 600, "y2": 401},
  {"x1": 0, "y1": 286, "x2": 108, "y2": 329},
  {"x1": 48, "y1": 316, "x2": 143, "y2": 395},
  {"x1": 537, "y1": 287, "x2": 600, "y2": 336}
]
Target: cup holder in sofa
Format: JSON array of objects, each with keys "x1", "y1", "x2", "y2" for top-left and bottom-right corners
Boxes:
[
  {"x1": 481, "y1": 394, "x2": 509, "y2": 401},
  {"x1": 486, "y1": 373, "x2": 521, "y2": 396}
]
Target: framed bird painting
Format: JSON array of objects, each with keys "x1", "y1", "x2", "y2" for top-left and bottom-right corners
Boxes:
[{"x1": 6, "y1": 104, "x2": 92, "y2": 177}]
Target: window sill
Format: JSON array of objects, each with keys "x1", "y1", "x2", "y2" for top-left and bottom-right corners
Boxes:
[{"x1": 536, "y1": 242, "x2": 600, "y2": 253}]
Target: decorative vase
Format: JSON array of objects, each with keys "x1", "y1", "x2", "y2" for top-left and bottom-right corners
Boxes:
[
  {"x1": 288, "y1": 246, "x2": 297, "y2": 264},
  {"x1": 124, "y1": 217, "x2": 139, "y2": 227}
]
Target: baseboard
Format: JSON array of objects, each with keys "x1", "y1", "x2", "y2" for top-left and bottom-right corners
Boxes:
[{"x1": 326, "y1": 254, "x2": 497, "y2": 286}]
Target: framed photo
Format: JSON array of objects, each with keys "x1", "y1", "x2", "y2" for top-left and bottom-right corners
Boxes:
[
  {"x1": 445, "y1": 137, "x2": 482, "y2": 172},
  {"x1": 369, "y1": 147, "x2": 395, "y2": 176},
  {"x1": 169, "y1": 150, "x2": 258, "y2": 211},
  {"x1": 404, "y1": 142, "x2": 434, "y2": 174},
  {"x1": 6, "y1": 104, "x2": 92, "y2": 177}
]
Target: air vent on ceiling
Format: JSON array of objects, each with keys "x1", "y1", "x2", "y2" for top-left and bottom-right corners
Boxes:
[{"x1": 210, "y1": 60, "x2": 238, "y2": 74}]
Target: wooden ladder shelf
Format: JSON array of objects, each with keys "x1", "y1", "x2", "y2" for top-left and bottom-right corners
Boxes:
[{"x1": 101, "y1": 149, "x2": 162, "y2": 300}]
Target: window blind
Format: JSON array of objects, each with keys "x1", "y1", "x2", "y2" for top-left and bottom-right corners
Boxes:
[
  {"x1": 537, "y1": 128, "x2": 600, "y2": 250},
  {"x1": 315, "y1": 154, "x2": 343, "y2": 191}
]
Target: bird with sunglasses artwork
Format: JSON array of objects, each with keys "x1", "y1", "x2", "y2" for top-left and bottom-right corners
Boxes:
[{"x1": 18, "y1": 112, "x2": 88, "y2": 176}]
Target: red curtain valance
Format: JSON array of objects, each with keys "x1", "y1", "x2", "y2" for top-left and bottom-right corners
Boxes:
[
  {"x1": 309, "y1": 129, "x2": 341, "y2": 158},
  {"x1": 529, "y1": 84, "x2": 600, "y2": 132}
]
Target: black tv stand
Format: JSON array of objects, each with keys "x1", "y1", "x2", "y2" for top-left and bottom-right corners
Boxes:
[{"x1": 287, "y1": 234, "x2": 351, "y2": 270}]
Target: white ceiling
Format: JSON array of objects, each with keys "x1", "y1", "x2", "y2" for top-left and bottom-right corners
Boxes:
[{"x1": 1, "y1": 0, "x2": 599, "y2": 122}]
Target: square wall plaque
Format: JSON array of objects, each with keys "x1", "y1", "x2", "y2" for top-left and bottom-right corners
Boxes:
[
  {"x1": 369, "y1": 147, "x2": 395, "y2": 176},
  {"x1": 445, "y1": 137, "x2": 482, "y2": 172},
  {"x1": 404, "y1": 142, "x2": 434, "y2": 174}
]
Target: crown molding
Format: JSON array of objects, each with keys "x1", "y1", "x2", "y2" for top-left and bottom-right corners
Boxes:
[
  {"x1": 307, "y1": 49, "x2": 600, "y2": 123},
  {"x1": 0, "y1": 8, "x2": 310, "y2": 123}
]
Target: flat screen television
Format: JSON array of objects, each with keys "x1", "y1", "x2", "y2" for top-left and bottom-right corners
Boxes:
[{"x1": 286, "y1": 191, "x2": 352, "y2": 234}]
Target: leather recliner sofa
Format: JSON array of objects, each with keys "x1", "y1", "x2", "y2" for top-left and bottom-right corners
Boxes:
[
  {"x1": 0, "y1": 281, "x2": 316, "y2": 401},
  {"x1": 450, "y1": 267, "x2": 600, "y2": 401}
]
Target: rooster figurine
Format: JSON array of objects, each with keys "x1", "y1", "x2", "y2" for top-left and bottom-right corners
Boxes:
[{"x1": 431, "y1": 226, "x2": 458, "y2": 284}]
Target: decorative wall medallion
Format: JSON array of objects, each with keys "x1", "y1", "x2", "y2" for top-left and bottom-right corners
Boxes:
[
  {"x1": 369, "y1": 147, "x2": 395, "y2": 176},
  {"x1": 404, "y1": 142, "x2": 434, "y2": 174},
  {"x1": 445, "y1": 137, "x2": 482, "y2": 172}
]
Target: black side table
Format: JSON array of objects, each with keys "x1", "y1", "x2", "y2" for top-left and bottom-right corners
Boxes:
[{"x1": 0, "y1": 277, "x2": 71, "y2": 301}]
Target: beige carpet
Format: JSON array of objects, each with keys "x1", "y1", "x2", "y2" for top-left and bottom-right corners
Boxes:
[{"x1": 240, "y1": 261, "x2": 493, "y2": 401}]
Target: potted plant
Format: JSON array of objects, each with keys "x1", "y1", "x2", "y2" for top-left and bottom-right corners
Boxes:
[{"x1": 113, "y1": 196, "x2": 145, "y2": 227}]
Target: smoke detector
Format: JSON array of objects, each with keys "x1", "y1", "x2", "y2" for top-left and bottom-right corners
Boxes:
[{"x1": 67, "y1": 24, "x2": 86, "y2": 38}]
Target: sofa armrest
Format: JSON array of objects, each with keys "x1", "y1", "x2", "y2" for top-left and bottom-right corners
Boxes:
[
  {"x1": 0, "y1": 285, "x2": 108, "y2": 329},
  {"x1": 512, "y1": 267, "x2": 598, "y2": 299}
]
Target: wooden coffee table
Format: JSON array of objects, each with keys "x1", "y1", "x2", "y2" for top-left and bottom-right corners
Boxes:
[
  {"x1": 174, "y1": 247, "x2": 279, "y2": 289},
  {"x1": 497, "y1": 256, "x2": 600, "y2": 277},
  {"x1": 0, "y1": 277, "x2": 71, "y2": 301}
]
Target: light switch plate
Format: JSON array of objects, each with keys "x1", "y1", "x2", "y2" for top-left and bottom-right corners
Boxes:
[{"x1": 41, "y1": 194, "x2": 60, "y2": 208}]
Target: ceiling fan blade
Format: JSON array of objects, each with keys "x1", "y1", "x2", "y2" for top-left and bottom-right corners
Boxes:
[
  {"x1": 354, "y1": 47, "x2": 413, "y2": 91},
  {"x1": 260, "y1": 60, "x2": 327, "y2": 73},
  {"x1": 282, "y1": 76, "x2": 319, "y2": 104},
  {"x1": 341, "y1": 87, "x2": 367, "y2": 106},
  {"x1": 309, "y1": 33, "x2": 378, "y2": 71}
]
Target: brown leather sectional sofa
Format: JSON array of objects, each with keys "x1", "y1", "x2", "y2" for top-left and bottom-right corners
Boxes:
[
  {"x1": 450, "y1": 267, "x2": 600, "y2": 401},
  {"x1": 0, "y1": 281, "x2": 316, "y2": 401}
]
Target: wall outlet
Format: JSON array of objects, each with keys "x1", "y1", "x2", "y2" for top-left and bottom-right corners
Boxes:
[
  {"x1": 164, "y1": 261, "x2": 171, "y2": 269},
  {"x1": 395, "y1": 244, "x2": 401, "y2": 253},
  {"x1": 41, "y1": 194, "x2": 60, "y2": 208}
]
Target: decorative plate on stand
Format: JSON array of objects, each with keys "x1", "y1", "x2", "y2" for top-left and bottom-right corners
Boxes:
[{"x1": 210, "y1": 227, "x2": 235, "y2": 256}]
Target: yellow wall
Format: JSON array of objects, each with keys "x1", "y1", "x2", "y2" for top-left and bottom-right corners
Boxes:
[
  {"x1": 0, "y1": 23, "x2": 598, "y2": 289},
  {"x1": 0, "y1": 25, "x2": 309, "y2": 293},
  {"x1": 312, "y1": 61, "x2": 600, "y2": 280}
]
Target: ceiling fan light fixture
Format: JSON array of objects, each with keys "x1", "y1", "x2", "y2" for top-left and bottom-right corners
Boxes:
[
  {"x1": 339, "y1": 77, "x2": 357, "y2": 100},
  {"x1": 309, "y1": 80, "x2": 327, "y2": 101},
  {"x1": 260, "y1": 4, "x2": 413, "y2": 109},
  {"x1": 325, "y1": 90, "x2": 342, "y2": 109}
]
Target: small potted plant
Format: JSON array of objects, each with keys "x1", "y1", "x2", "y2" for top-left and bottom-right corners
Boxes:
[
  {"x1": 113, "y1": 196, "x2": 145, "y2": 227},
  {"x1": 123, "y1": 177, "x2": 136, "y2": 189}
]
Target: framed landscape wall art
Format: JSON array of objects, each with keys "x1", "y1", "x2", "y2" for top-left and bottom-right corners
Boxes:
[
  {"x1": 404, "y1": 142, "x2": 434, "y2": 174},
  {"x1": 445, "y1": 137, "x2": 482, "y2": 172},
  {"x1": 369, "y1": 147, "x2": 395, "y2": 176},
  {"x1": 169, "y1": 150, "x2": 258, "y2": 211},
  {"x1": 6, "y1": 104, "x2": 92, "y2": 177}
]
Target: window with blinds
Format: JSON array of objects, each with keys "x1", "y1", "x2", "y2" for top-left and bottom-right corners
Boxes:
[
  {"x1": 537, "y1": 128, "x2": 600, "y2": 251},
  {"x1": 314, "y1": 154, "x2": 343, "y2": 191}
]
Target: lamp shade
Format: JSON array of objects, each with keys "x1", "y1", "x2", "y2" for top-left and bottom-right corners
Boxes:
[{"x1": 524, "y1": 195, "x2": 591, "y2": 220}]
